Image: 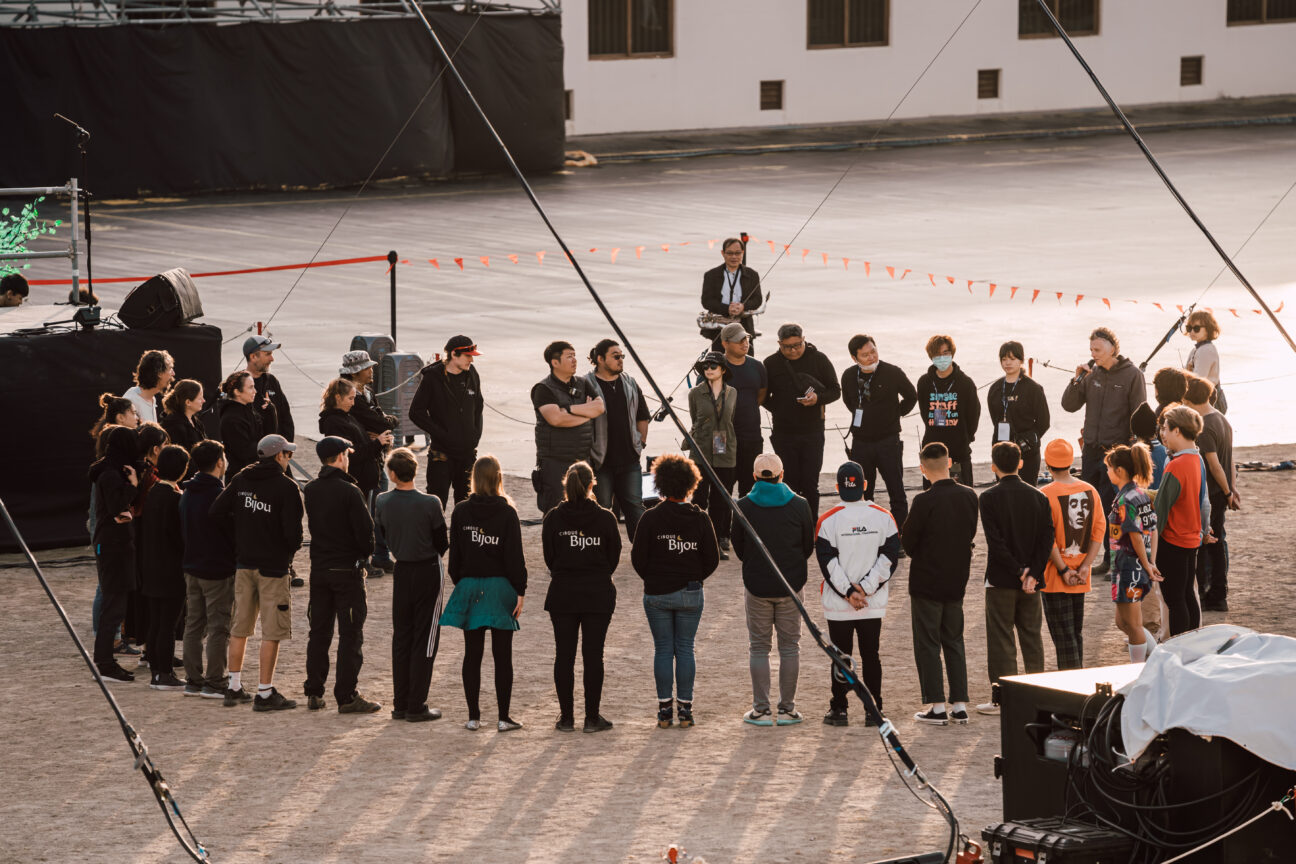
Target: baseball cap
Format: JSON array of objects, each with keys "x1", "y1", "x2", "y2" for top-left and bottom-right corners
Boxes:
[
  {"x1": 445, "y1": 335, "x2": 481, "y2": 356},
  {"x1": 256, "y1": 434, "x2": 296, "y2": 459},
  {"x1": 316, "y1": 435, "x2": 353, "y2": 462},
  {"x1": 720, "y1": 322, "x2": 748, "y2": 344},
  {"x1": 1044, "y1": 438, "x2": 1074, "y2": 469},
  {"x1": 753, "y1": 452, "x2": 784, "y2": 480},
  {"x1": 339, "y1": 350, "x2": 377, "y2": 376},
  {"x1": 242, "y1": 334, "x2": 281, "y2": 358},
  {"x1": 837, "y1": 461, "x2": 866, "y2": 502}
]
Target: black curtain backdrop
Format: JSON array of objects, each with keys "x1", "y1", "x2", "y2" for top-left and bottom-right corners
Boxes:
[
  {"x1": 0, "y1": 323, "x2": 223, "y2": 551},
  {"x1": 0, "y1": 14, "x2": 563, "y2": 196}
]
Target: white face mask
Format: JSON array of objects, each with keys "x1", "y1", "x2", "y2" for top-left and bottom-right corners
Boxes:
[{"x1": 859, "y1": 362, "x2": 879, "y2": 373}]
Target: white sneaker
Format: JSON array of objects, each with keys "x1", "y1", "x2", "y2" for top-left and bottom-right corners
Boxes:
[
  {"x1": 465, "y1": 719, "x2": 480, "y2": 731},
  {"x1": 497, "y1": 718, "x2": 523, "y2": 732},
  {"x1": 976, "y1": 702, "x2": 1000, "y2": 716}
]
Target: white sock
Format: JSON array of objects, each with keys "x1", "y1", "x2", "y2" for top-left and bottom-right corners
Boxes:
[
  {"x1": 951, "y1": 702, "x2": 967, "y2": 714},
  {"x1": 1127, "y1": 640, "x2": 1146, "y2": 663},
  {"x1": 229, "y1": 671, "x2": 241, "y2": 691},
  {"x1": 258, "y1": 683, "x2": 273, "y2": 695},
  {"x1": 930, "y1": 703, "x2": 946, "y2": 715}
]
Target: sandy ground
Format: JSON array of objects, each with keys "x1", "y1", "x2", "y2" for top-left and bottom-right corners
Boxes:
[{"x1": 3, "y1": 442, "x2": 1293, "y2": 863}]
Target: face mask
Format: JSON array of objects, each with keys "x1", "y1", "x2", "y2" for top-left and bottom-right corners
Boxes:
[
  {"x1": 860, "y1": 362, "x2": 879, "y2": 373},
  {"x1": 932, "y1": 356, "x2": 954, "y2": 372}
]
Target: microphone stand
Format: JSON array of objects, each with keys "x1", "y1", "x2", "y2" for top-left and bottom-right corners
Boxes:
[{"x1": 54, "y1": 114, "x2": 93, "y2": 306}]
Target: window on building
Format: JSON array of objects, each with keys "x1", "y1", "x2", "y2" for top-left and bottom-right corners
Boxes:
[
  {"x1": 1018, "y1": 0, "x2": 1099, "y2": 38},
  {"x1": 760, "y1": 80, "x2": 785, "y2": 111},
  {"x1": 808, "y1": 0, "x2": 889, "y2": 48},
  {"x1": 1180, "y1": 56, "x2": 1203, "y2": 86},
  {"x1": 589, "y1": 0, "x2": 672, "y2": 58},
  {"x1": 977, "y1": 69, "x2": 1001, "y2": 99},
  {"x1": 1227, "y1": 0, "x2": 1296, "y2": 23}
]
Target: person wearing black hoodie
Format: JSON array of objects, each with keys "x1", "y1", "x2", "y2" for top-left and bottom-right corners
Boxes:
[
  {"x1": 302, "y1": 436, "x2": 381, "y2": 715},
  {"x1": 409, "y1": 335, "x2": 485, "y2": 507},
  {"x1": 631, "y1": 454, "x2": 720, "y2": 729},
  {"x1": 732, "y1": 452, "x2": 815, "y2": 726},
  {"x1": 438, "y1": 455, "x2": 528, "y2": 732},
  {"x1": 218, "y1": 371, "x2": 268, "y2": 476},
  {"x1": 318, "y1": 378, "x2": 389, "y2": 501},
  {"x1": 179, "y1": 440, "x2": 237, "y2": 698},
  {"x1": 902, "y1": 442, "x2": 980, "y2": 726},
  {"x1": 89, "y1": 425, "x2": 142, "y2": 682},
  {"x1": 763, "y1": 323, "x2": 840, "y2": 518},
  {"x1": 840, "y1": 334, "x2": 918, "y2": 528},
  {"x1": 140, "y1": 445, "x2": 191, "y2": 691},
  {"x1": 542, "y1": 461, "x2": 622, "y2": 733},
  {"x1": 210, "y1": 434, "x2": 304, "y2": 711},
  {"x1": 915, "y1": 334, "x2": 980, "y2": 487},
  {"x1": 243, "y1": 334, "x2": 294, "y2": 442},
  {"x1": 986, "y1": 342, "x2": 1050, "y2": 487}
]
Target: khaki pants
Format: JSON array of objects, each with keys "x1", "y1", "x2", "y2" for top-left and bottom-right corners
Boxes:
[{"x1": 231, "y1": 568, "x2": 292, "y2": 641}]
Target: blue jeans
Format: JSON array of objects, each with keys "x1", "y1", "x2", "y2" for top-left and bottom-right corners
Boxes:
[
  {"x1": 643, "y1": 585, "x2": 704, "y2": 701},
  {"x1": 594, "y1": 462, "x2": 645, "y2": 540}
]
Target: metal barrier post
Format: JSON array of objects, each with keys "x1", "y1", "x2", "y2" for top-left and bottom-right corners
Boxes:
[{"x1": 388, "y1": 249, "x2": 398, "y2": 347}]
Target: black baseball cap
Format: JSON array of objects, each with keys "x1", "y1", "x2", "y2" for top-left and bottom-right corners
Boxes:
[
  {"x1": 837, "y1": 461, "x2": 866, "y2": 502},
  {"x1": 445, "y1": 335, "x2": 481, "y2": 356}
]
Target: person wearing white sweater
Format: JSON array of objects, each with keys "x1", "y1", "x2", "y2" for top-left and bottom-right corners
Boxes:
[{"x1": 814, "y1": 462, "x2": 900, "y2": 727}]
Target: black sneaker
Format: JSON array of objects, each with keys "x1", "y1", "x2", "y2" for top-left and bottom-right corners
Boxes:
[
  {"x1": 290, "y1": 576, "x2": 305, "y2": 588},
  {"x1": 149, "y1": 672, "x2": 186, "y2": 691},
  {"x1": 823, "y1": 709, "x2": 849, "y2": 727},
  {"x1": 100, "y1": 663, "x2": 135, "y2": 683},
  {"x1": 337, "y1": 692, "x2": 381, "y2": 714},
  {"x1": 583, "y1": 715, "x2": 614, "y2": 733},
  {"x1": 914, "y1": 708, "x2": 949, "y2": 726},
  {"x1": 171, "y1": 657, "x2": 184, "y2": 669},
  {"x1": 224, "y1": 686, "x2": 253, "y2": 707},
  {"x1": 391, "y1": 709, "x2": 407, "y2": 720},
  {"x1": 405, "y1": 707, "x2": 441, "y2": 723},
  {"x1": 114, "y1": 641, "x2": 142, "y2": 656},
  {"x1": 253, "y1": 688, "x2": 298, "y2": 712},
  {"x1": 200, "y1": 686, "x2": 225, "y2": 700},
  {"x1": 307, "y1": 695, "x2": 327, "y2": 711},
  {"x1": 183, "y1": 682, "x2": 203, "y2": 697},
  {"x1": 718, "y1": 536, "x2": 731, "y2": 552},
  {"x1": 555, "y1": 716, "x2": 575, "y2": 732},
  {"x1": 718, "y1": 548, "x2": 730, "y2": 561},
  {"x1": 1201, "y1": 598, "x2": 1229, "y2": 612},
  {"x1": 950, "y1": 709, "x2": 970, "y2": 725},
  {"x1": 864, "y1": 713, "x2": 881, "y2": 728}
]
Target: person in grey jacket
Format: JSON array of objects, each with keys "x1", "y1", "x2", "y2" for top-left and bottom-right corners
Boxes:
[
  {"x1": 1061, "y1": 327, "x2": 1147, "y2": 573},
  {"x1": 688, "y1": 351, "x2": 738, "y2": 558},
  {"x1": 584, "y1": 339, "x2": 650, "y2": 540}
]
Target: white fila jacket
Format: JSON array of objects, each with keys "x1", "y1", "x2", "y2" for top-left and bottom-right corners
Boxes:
[{"x1": 814, "y1": 500, "x2": 900, "y2": 621}]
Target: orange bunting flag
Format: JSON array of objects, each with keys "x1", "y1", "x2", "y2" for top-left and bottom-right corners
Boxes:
[
  {"x1": 886, "y1": 266, "x2": 895, "y2": 279},
  {"x1": 537, "y1": 251, "x2": 546, "y2": 265},
  {"x1": 929, "y1": 273, "x2": 937, "y2": 287},
  {"x1": 802, "y1": 249, "x2": 810, "y2": 261},
  {"x1": 588, "y1": 248, "x2": 597, "y2": 253},
  {"x1": 1230, "y1": 308, "x2": 1240, "y2": 317},
  {"x1": 480, "y1": 256, "x2": 490, "y2": 268},
  {"x1": 843, "y1": 258, "x2": 850, "y2": 269},
  {"x1": 1031, "y1": 289, "x2": 1041, "y2": 303},
  {"x1": 1102, "y1": 298, "x2": 1111, "y2": 309},
  {"x1": 454, "y1": 257, "x2": 464, "y2": 271},
  {"x1": 1075, "y1": 295, "x2": 1084, "y2": 307},
  {"x1": 679, "y1": 241, "x2": 691, "y2": 246},
  {"x1": 863, "y1": 261, "x2": 870, "y2": 277},
  {"x1": 507, "y1": 254, "x2": 518, "y2": 264},
  {"x1": 1055, "y1": 292, "x2": 1063, "y2": 303},
  {"x1": 822, "y1": 252, "x2": 829, "y2": 266},
  {"x1": 635, "y1": 246, "x2": 645, "y2": 259},
  {"x1": 901, "y1": 269, "x2": 911, "y2": 280},
  {"x1": 988, "y1": 284, "x2": 996, "y2": 298},
  {"x1": 1176, "y1": 304, "x2": 1184, "y2": 313},
  {"x1": 783, "y1": 244, "x2": 791, "y2": 255},
  {"x1": 401, "y1": 259, "x2": 410, "y2": 265},
  {"x1": 767, "y1": 240, "x2": 776, "y2": 253},
  {"x1": 610, "y1": 248, "x2": 620, "y2": 264},
  {"x1": 1275, "y1": 302, "x2": 1285, "y2": 313},
  {"x1": 428, "y1": 258, "x2": 439, "y2": 269},
  {"x1": 1153, "y1": 302, "x2": 1164, "y2": 311},
  {"x1": 969, "y1": 281, "x2": 975, "y2": 294},
  {"x1": 661, "y1": 244, "x2": 670, "y2": 252},
  {"x1": 1010, "y1": 286, "x2": 1019, "y2": 299},
  {"x1": 707, "y1": 239, "x2": 717, "y2": 249}
]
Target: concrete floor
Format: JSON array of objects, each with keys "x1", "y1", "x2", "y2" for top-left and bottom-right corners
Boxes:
[{"x1": 18, "y1": 123, "x2": 1296, "y2": 470}]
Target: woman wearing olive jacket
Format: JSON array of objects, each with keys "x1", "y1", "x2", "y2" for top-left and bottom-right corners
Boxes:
[
  {"x1": 542, "y1": 461, "x2": 622, "y2": 733},
  {"x1": 688, "y1": 351, "x2": 738, "y2": 557}
]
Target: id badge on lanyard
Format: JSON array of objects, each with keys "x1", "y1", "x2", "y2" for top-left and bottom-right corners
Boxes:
[{"x1": 713, "y1": 431, "x2": 728, "y2": 455}]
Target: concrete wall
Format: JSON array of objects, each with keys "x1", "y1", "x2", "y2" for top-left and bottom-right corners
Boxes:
[{"x1": 561, "y1": 0, "x2": 1296, "y2": 136}]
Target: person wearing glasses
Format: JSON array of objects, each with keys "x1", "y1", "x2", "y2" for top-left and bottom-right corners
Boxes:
[
  {"x1": 763, "y1": 323, "x2": 840, "y2": 519},
  {"x1": 584, "y1": 339, "x2": 650, "y2": 540},
  {"x1": 700, "y1": 237, "x2": 763, "y2": 348},
  {"x1": 1184, "y1": 310, "x2": 1227, "y2": 414},
  {"x1": 688, "y1": 351, "x2": 738, "y2": 558}
]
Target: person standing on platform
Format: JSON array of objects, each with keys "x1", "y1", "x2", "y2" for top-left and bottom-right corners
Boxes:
[
  {"x1": 720, "y1": 322, "x2": 768, "y2": 499},
  {"x1": 531, "y1": 341, "x2": 604, "y2": 513},
  {"x1": 584, "y1": 338, "x2": 649, "y2": 540},
  {"x1": 210, "y1": 434, "x2": 303, "y2": 711},
  {"x1": 302, "y1": 436, "x2": 381, "y2": 715},
  {"x1": 763, "y1": 323, "x2": 839, "y2": 519},
  {"x1": 243, "y1": 334, "x2": 294, "y2": 443},
  {"x1": 1061, "y1": 327, "x2": 1147, "y2": 574},
  {"x1": 975, "y1": 442, "x2": 1053, "y2": 716},
  {"x1": 688, "y1": 351, "x2": 738, "y2": 559},
  {"x1": 409, "y1": 335, "x2": 484, "y2": 508},
  {"x1": 179, "y1": 440, "x2": 237, "y2": 699},
  {"x1": 701, "y1": 237, "x2": 763, "y2": 344},
  {"x1": 840, "y1": 334, "x2": 916, "y2": 527},
  {"x1": 902, "y1": 442, "x2": 979, "y2": 726},
  {"x1": 915, "y1": 335, "x2": 980, "y2": 488},
  {"x1": 375, "y1": 448, "x2": 450, "y2": 723},
  {"x1": 986, "y1": 341, "x2": 1049, "y2": 486},
  {"x1": 1038, "y1": 439, "x2": 1105, "y2": 671}
]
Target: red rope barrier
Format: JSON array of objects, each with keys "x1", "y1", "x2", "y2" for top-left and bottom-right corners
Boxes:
[{"x1": 25, "y1": 254, "x2": 389, "y2": 287}]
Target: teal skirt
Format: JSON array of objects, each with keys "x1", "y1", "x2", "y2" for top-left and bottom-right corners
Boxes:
[{"x1": 439, "y1": 576, "x2": 520, "y2": 631}]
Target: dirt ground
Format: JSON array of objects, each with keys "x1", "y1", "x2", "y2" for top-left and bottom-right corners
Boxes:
[{"x1": 3, "y1": 443, "x2": 1293, "y2": 863}]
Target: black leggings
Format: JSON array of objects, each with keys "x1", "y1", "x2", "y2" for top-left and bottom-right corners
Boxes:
[
  {"x1": 1157, "y1": 540, "x2": 1200, "y2": 636},
  {"x1": 146, "y1": 596, "x2": 184, "y2": 675},
  {"x1": 463, "y1": 628, "x2": 514, "y2": 721},
  {"x1": 550, "y1": 611, "x2": 612, "y2": 722}
]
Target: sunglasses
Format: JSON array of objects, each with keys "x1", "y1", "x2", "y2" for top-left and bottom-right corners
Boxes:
[
  {"x1": 702, "y1": 362, "x2": 722, "y2": 370},
  {"x1": 1188, "y1": 325, "x2": 1204, "y2": 333}
]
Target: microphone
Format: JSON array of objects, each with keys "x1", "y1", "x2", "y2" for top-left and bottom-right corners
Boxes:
[
  {"x1": 54, "y1": 113, "x2": 91, "y2": 141},
  {"x1": 1075, "y1": 359, "x2": 1095, "y2": 384}
]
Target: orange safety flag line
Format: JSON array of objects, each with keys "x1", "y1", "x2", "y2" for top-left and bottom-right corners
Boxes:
[
  {"x1": 1032, "y1": 289, "x2": 1041, "y2": 303},
  {"x1": 454, "y1": 258, "x2": 464, "y2": 271},
  {"x1": 929, "y1": 273, "x2": 937, "y2": 287},
  {"x1": 537, "y1": 250, "x2": 546, "y2": 265},
  {"x1": 507, "y1": 254, "x2": 518, "y2": 264},
  {"x1": 1103, "y1": 298, "x2": 1111, "y2": 309},
  {"x1": 429, "y1": 258, "x2": 439, "y2": 269},
  {"x1": 886, "y1": 266, "x2": 895, "y2": 279},
  {"x1": 635, "y1": 246, "x2": 645, "y2": 259},
  {"x1": 988, "y1": 284, "x2": 996, "y2": 298},
  {"x1": 822, "y1": 252, "x2": 829, "y2": 266},
  {"x1": 480, "y1": 256, "x2": 490, "y2": 268},
  {"x1": 1011, "y1": 286, "x2": 1020, "y2": 299},
  {"x1": 610, "y1": 248, "x2": 620, "y2": 264},
  {"x1": 1075, "y1": 295, "x2": 1084, "y2": 306},
  {"x1": 843, "y1": 258, "x2": 850, "y2": 270}
]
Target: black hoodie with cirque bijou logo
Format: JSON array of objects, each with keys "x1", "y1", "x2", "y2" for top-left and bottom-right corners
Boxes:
[
  {"x1": 630, "y1": 500, "x2": 720, "y2": 596},
  {"x1": 448, "y1": 494, "x2": 527, "y2": 596},
  {"x1": 209, "y1": 458, "x2": 304, "y2": 576},
  {"x1": 541, "y1": 497, "x2": 622, "y2": 614}
]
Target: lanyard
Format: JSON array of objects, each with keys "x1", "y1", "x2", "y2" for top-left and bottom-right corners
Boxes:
[
  {"x1": 855, "y1": 366, "x2": 876, "y2": 404},
  {"x1": 723, "y1": 267, "x2": 741, "y2": 305},
  {"x1": 709, "y1": 384, "x2": 726, "y2": 419},
  {"x1": 1001, "y1": 377, "x2": 1018, "y2": 422}
]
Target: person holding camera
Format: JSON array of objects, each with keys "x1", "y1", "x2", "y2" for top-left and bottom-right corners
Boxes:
[
  {"x1": 986, "y1": 341, "x2": 1050, "y2": 487},
  {"x1": 342, "y1": 350, "x2": 399, "y2": 575}
]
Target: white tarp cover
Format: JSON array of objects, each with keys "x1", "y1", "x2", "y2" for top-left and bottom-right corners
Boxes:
[{"x1": 1119, "y1": 625, "x2": 1296, "y2": 770}]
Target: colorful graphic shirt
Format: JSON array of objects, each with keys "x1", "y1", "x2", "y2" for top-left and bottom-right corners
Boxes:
[{"x1": 1108, "y1": 482, "x2": 1156, "y2": 560}]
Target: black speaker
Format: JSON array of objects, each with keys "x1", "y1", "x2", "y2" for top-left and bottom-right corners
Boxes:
[{"x1": 119, "y1": 268, "x2": 203, "y2": 330}]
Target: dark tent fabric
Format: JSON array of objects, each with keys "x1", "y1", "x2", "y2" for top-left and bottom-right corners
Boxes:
[
  {"x1": 0, "y1": 14, "x2": 563, "y2": 196},
  {"x1": 0, "y1": 323, "x2": 223, "y2": 551}
]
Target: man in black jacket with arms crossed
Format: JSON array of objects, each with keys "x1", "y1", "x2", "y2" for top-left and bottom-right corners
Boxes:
[{"x1": 409, "y1": 335, "x2": 484, "y2": 508}]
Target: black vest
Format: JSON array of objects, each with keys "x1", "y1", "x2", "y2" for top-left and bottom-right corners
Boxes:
[{"x1": 534, "y1": 374, "x2": 594, "y2": 463}]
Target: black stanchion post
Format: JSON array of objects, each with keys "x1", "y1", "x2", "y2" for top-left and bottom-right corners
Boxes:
[{"x1": 387, "y1": 249, "x2": 398, "y2": 346}]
